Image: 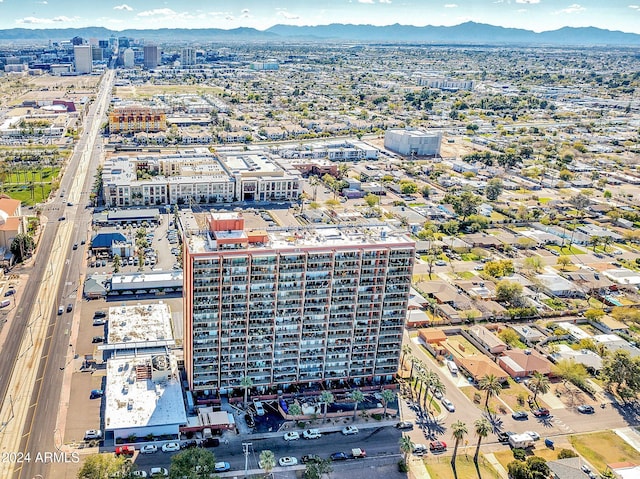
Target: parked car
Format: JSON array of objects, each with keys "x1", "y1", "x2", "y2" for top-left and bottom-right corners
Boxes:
[
  {"x1": 284, "y1": 432, "x2": 300, "y2": 441},
  {"x1": 301, "y1": 454, "x2": 322, "y2": 464},
  {"x1": 93, "y1": 318, "x2": 107, "y2": 326},
  {"x1": 67, "y1": 303, "x2": 73, "y2": 312},
  {"x1": 341, "y1": 425, "x2": 359, "y2": 435},
  {"x1": 93, "y1": 310, "x2": 106, "y2": 318},
  {"x1": 303, "y1": 429, "x2": 321, "y2": 439},
  {"x1": 512, "y1": 410, "x2": 528, "y2": 420},
  {"x1": 244, "y1": 414, "x2": 255, "y2": 428},
  {"x1": 92, "y1": 336, "x2": 104, "y2": 343},
  {"x1": 497, "y1": 432, "x2": 510, "y2": 443},
  {"x1": 140, "y1": 444, "x2": 158, "y2": 454},
  {"x1": 132, "y1": 471, "x2": 147, "y2": 478},
  {"x1": 413, "y1": 444, "x2": 428, "y2": 456},
  {"x1": 429, "y1": 441, "x2": 447, "y2": 452},
  {"x1": 89, "y1": 389, "x2": 103, "y2": 399},
  {"x1": 441, "y1": 398, "x2": 455, "y2": 412},
  {"x1": 84, "y1": 429, "x2": 102, "y2": 440},
  {"x1": 330, "y1": 452, "x2": 349, "y2": 461},
  {"x1": 278, "y1": 457, "x2": 298, "y2": 467},
  {"x1": 181, "y1": 440, "x2": 198, "y2": 449},
  {"x1": 524, "y1": 430, "x2": 540, "y2": 441},
  {"x1": 214, "y1": 462, "x2": 231, "y2": 472},
  {"x1": 4, "y1": 289, "x2": 15, "y2": 297},
  {"x1": 115, "y1": 446, "x2": 135, "y2": 456},
  {"x1": 395, "y1": 421, "x2": 414, "y2": 430},
  {"x1": 254, "y1": 400, "x2": 265, "y2": 416},
  {"x1": 149, "y1": 467, "x2": 168, "y2": 477},
  {"x1": 161, "y1": 442, "x2": 180, "y2": 452},
  {"x1": 351, "y1": 448, "x2": 366, "y2": 458},
  {"x1": 533, "y1": 408, "x2": 550, "y2": 417},
  {"x1": 577, "y1": 404, "x2": 595, "y2": 414},
  {"x1": 201, "y1": 437, "x2": 220, "y2": 448}
]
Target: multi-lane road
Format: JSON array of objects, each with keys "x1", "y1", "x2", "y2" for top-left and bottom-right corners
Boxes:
[{"x1": 0, "y1": 69, "x2": 113, "y2": 479}]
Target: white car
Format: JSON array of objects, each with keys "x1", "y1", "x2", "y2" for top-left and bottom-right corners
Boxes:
[
  {"x1": 303, "y1": 429, "x2": 322, "y2": 439},
  {"x1": 524, "y1": 431, "x2": 540, "y2": 441},
  {"x1": 279, "y1": 456, "x2": 298, "y2": 467},
  {"x1": 84, "y1": 429, "x2": 102, "y2": 440},
  {"x1": 140, "y1": 444, "x2": 158, "y2": 454},
  {"x1": 149, "y1": 467, "x2": 168, "y2": 477},
  {"x1": 341, "y1": 426, "x2": 359, "y2": 435},
  {"x1": 284, "y1": 431, "x2": 300, "y2": 441},
  {"x1": 161, "y1": 442, "x2": 180, "y2": 452},
  {"x1": 254, "y1": 400, "x2": 266, "y2": 416},
  {"x1": 441, "y1": 398, "x2": 455, "y2": 412},
  {"x1": 132, "y1": 471, "x2": 148, "y2": 478}
]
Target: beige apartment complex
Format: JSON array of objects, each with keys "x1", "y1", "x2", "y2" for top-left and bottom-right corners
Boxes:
[{"x1": 182, "y1": 213, "x2": 415, "y2": 398}]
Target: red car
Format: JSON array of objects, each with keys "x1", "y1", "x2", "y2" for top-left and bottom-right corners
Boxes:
[
  {"x1": 533, "y1": 408, "x2": 550, "y2": 417},
  {"x1": 115, "y1": 446, "x2": 135, "y2": 456},
  {"x1": 429, "y1": 441, "x2": 447, "y2": 452}
]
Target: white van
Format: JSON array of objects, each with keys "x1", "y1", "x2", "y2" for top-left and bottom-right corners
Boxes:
[{"x1": 0, "y1": 299, "x2": 10, "y2": 308}]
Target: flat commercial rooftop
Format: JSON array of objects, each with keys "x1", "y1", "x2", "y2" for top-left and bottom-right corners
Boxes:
[
  {"x1": 188, "y1": 223, "x2": 414, "y2": 254},
  {"x1": 104, "y1": 354, "x2": 187, "y2": 431},
  {"x1": 107, "y1": 302, "x2": 174, "y2": 345}
]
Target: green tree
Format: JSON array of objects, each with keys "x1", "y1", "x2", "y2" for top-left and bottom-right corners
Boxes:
[
  {"x1": 77, "y1": 454, "x2": 132, "y2": 479},
  {"x1": 401, "y1": 344, "x2": 412, "y2": 369},
  {"x1": 259, "y1": 450, "x2": 276, "y2": 479},
  {"x1": 485, "y1": 178, "x2": 503, "y2": 201},
  {"x1": 399, "y1": 436, "x2": 415, "y2": 463},
  {"x1": 421, "y1": 184, "x2": 431, "y2": 198},
  {"x1": 601, "y1": 349, "x2": 640, "y2": 400},
  {"x1": 507, "y1": 460, "x2": 530, "y2": 479},
  {"x1": 450, "y1": 420, "x2": 468, "y2": 478},
  {"x1": 10, "y1": 233, "x2": 34, "y2": 263},
  {"x1": 478, "y1": 374, "x2": 503, "y2": 410},
  {"x1": 400, "y1": 180, "x2": 418, "y2": 194},
  {"x1": 443, "y1": 190, "x2": 482, "y2": 221},
  {"x1": 557, "y1": 255, "x2": 571, "y2": 271},
  {"x1": 304, "y1": 458, "x2": 333, "y2": 479},
  {"x1": 553, "y1": 359, "x2": 588, "y2": 389},
  {"x1": 113, "y1": 254, "x2": 121, "y2": 273},
  {"x1": 320, "y1": 390, "x2": 334, "y2": 422},
  {"x1": 498, "y1": 328, "x2": 520, "y2": 346},
  {"x1": 288, "y1": 402, "x2": 303, "y2": 421},
  {"x1": 169, "y1": 448, "x2": 216, "y2": 479},
  {"x1": 381, "y1": 389, "x2": 396, "y2": 417},
  {"x1": 240, "y1": 376, "x2": 253, "y2": 407},
  {"x1": 364, "y1": 193, "x2": 379, "y2": 208},
  {"x1": 523, "y1": 256, "x2": 543, "y2": 274},
  {"x1": 351, "y1": 389, "x2": 365, "y2": 420},
  {"x1": 473, "y1": 417, "x2": 491, "y2": 465},
  {"x1": 529, "y1": 371, "x2": 550, "y2": 404},
  {"x1": 428, "y1": 377, "x2": 446, "y2": 413},
  {"x1": 526, "y1": 456, "x2": 550, "y2": 479},
  {"x1": 557, "y1": 448, "x2": 578, "y2": 459},
  {"x1": 584, "y1": 308, "x2": 605, "y2": 321},
  {"x1": 496, "y1": 280, "x2": 524, "y2": 304}
]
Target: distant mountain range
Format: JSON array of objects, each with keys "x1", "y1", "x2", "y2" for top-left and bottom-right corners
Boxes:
[{"x1": 0, "y1": 22, "x2": 639, "y2": 46}]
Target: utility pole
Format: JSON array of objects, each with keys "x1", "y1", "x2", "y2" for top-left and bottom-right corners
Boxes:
[{"x1": 242, "y1": 442, "x2": 252, "y2": 478}]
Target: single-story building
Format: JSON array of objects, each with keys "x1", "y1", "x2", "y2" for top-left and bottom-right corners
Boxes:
[{"x1": 498, "y1": 349, "x2": 553, "y2": 378}]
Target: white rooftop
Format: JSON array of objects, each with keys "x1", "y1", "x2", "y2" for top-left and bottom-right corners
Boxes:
[
  {"x1": 107, "y1": 302, "x2": 174, "y2": 345},
  {"x1": 188, "y1": 223, "x2": 414, "y2": 254},
  {"x1": 104, "y1": 354, "x2": 187, "y2": 431}
]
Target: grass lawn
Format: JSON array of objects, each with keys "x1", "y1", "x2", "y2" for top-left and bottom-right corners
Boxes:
[
  {"x1": 570, "y1": 431, "x2": 640, "y2": 473},
  {"x1": 457, "y1": 271, "x2": 476, "y2": 280},
  {"x1": 425, "y1": 453, "x2": 501, "y2": 479},
  {"x1": 490, "y1": 211, "x2": 507, "y2": 221},
  {"x1": 459, "y1": 379, "x2": 545, "y2": 415},
  {"x1": 493, "y1": 440, "x2": 575, "y2": 470},
  {"x1": 3, "y1": 183, "x2": 52, "y2": 204},
  {"x1": 538, "y1": 197, "x2": 552, "y2": 204},
  {"x1": 547, "y1": 244, "x2": 586, "y2": 255}
]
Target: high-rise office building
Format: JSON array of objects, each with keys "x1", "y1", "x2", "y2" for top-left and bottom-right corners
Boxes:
[
  {"x1": 183, "y1": 213, "x2": 414, "y2": 398},
  {"x1": 73, "y1": 45, "x2": 92, "y2": 74},
  {"x1": 123, "y1": 48, "x2": 135, "y2": 68},
  {"x1": 181, "y1": 47, "x2": 196, "y2": 66},
  {"x1": 143, "y1": 44, "x2": 159, "y2": 69}
]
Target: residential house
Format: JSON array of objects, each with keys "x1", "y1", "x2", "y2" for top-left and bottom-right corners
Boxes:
[
  {"x1": 547, "y1": 457, "x2": 599, "y2": 479},
  {"x1": 510, "y1": 324, "x2": 546, "y2": 344},
  {"x1": 593, "y1": 334, "x2": 640, "y2": 358},
  {"x1": 468, "y1": 325, "x2": 507, "y2": 354},
  {"x1": 456, "y1": 355, "x2": 509, "y2": 382},
  {"x1": 498, "y1": 349, "x2": 553, "y2": 378},
  {"x1": 550, "y1": 344, "x2": 602, "y2": 373},
  {"x1": 536, "y1": 273, "x2": 585, "y2": 298}
]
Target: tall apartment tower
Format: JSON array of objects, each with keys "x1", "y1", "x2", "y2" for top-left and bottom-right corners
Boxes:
[
  {"x1": 73, "y1": 45, "x2": 92, "y2": 74},
  {"x1": 143, "y1": 44, "x2": 159, "y2": 69},
  {"x1": 183, "y1": 213, "x2": 415, "y2": 398},
  {"x1": 181, "y1": 47, "x2": 196, "y2": 66}
]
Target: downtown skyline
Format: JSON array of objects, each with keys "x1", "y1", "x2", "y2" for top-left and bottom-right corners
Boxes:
[{"x1": 0, "y1": 1, "x2": 636, "y2": 35}]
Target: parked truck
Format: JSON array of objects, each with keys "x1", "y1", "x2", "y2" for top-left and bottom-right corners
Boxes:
[
  {"x1": 351, "y1": 448, "x2": 367, "y2": 458},
  {"x1": 509, "y1": 433, "x2": 535, "y2": 449}
]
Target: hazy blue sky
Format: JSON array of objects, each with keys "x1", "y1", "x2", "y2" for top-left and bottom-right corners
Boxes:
[{"x1": 0, "y1": 1, "x2": 637, "y2": 34}]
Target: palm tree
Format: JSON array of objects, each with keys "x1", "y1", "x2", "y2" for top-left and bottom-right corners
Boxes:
[
  {"x1": 240, "y1": 376, "x2": 253, "y2": 407},
  {"x1": 412, "y1": 359, "x2": 424, "y2": 392},
  {"x1": 450, "y1": 420, "x2": 468, "y2": 477},
  {"x1": 416, "y1": 369, "x2": 427, "y2": 404},
  {"x1": 529, "y1": 371, "x2": 550, "y2": 404},
  {"x1": 401, "y1": 344, "x2": 412, "y2": 369},
  {"x1": 351, "y1": 389, "x2": 365, "y2": 420},
  {"x1": 399, "y1": 436, "x2": 414, "y2": 463},
  {"x1": 473, "y1": 417, "x2": 491, "y2": 466},
  {"x1": 320, "y1": 391, "x2": 334, "y2": 422},
  {"x1": 478, "y1": 374, "x2": 503, "y2": 410},
  {"x1": 381, "y1": 389, "x2": 395, "y2": 417},
  {"x1": 288, "y1": 402, "x2": 302, "y2": 422},
  {"x1": 259, "y1": 450, "x2": 276, "y2": 479},
  {"x1": 420, "y1": 370, "x2": 436, "y2": 408}
]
